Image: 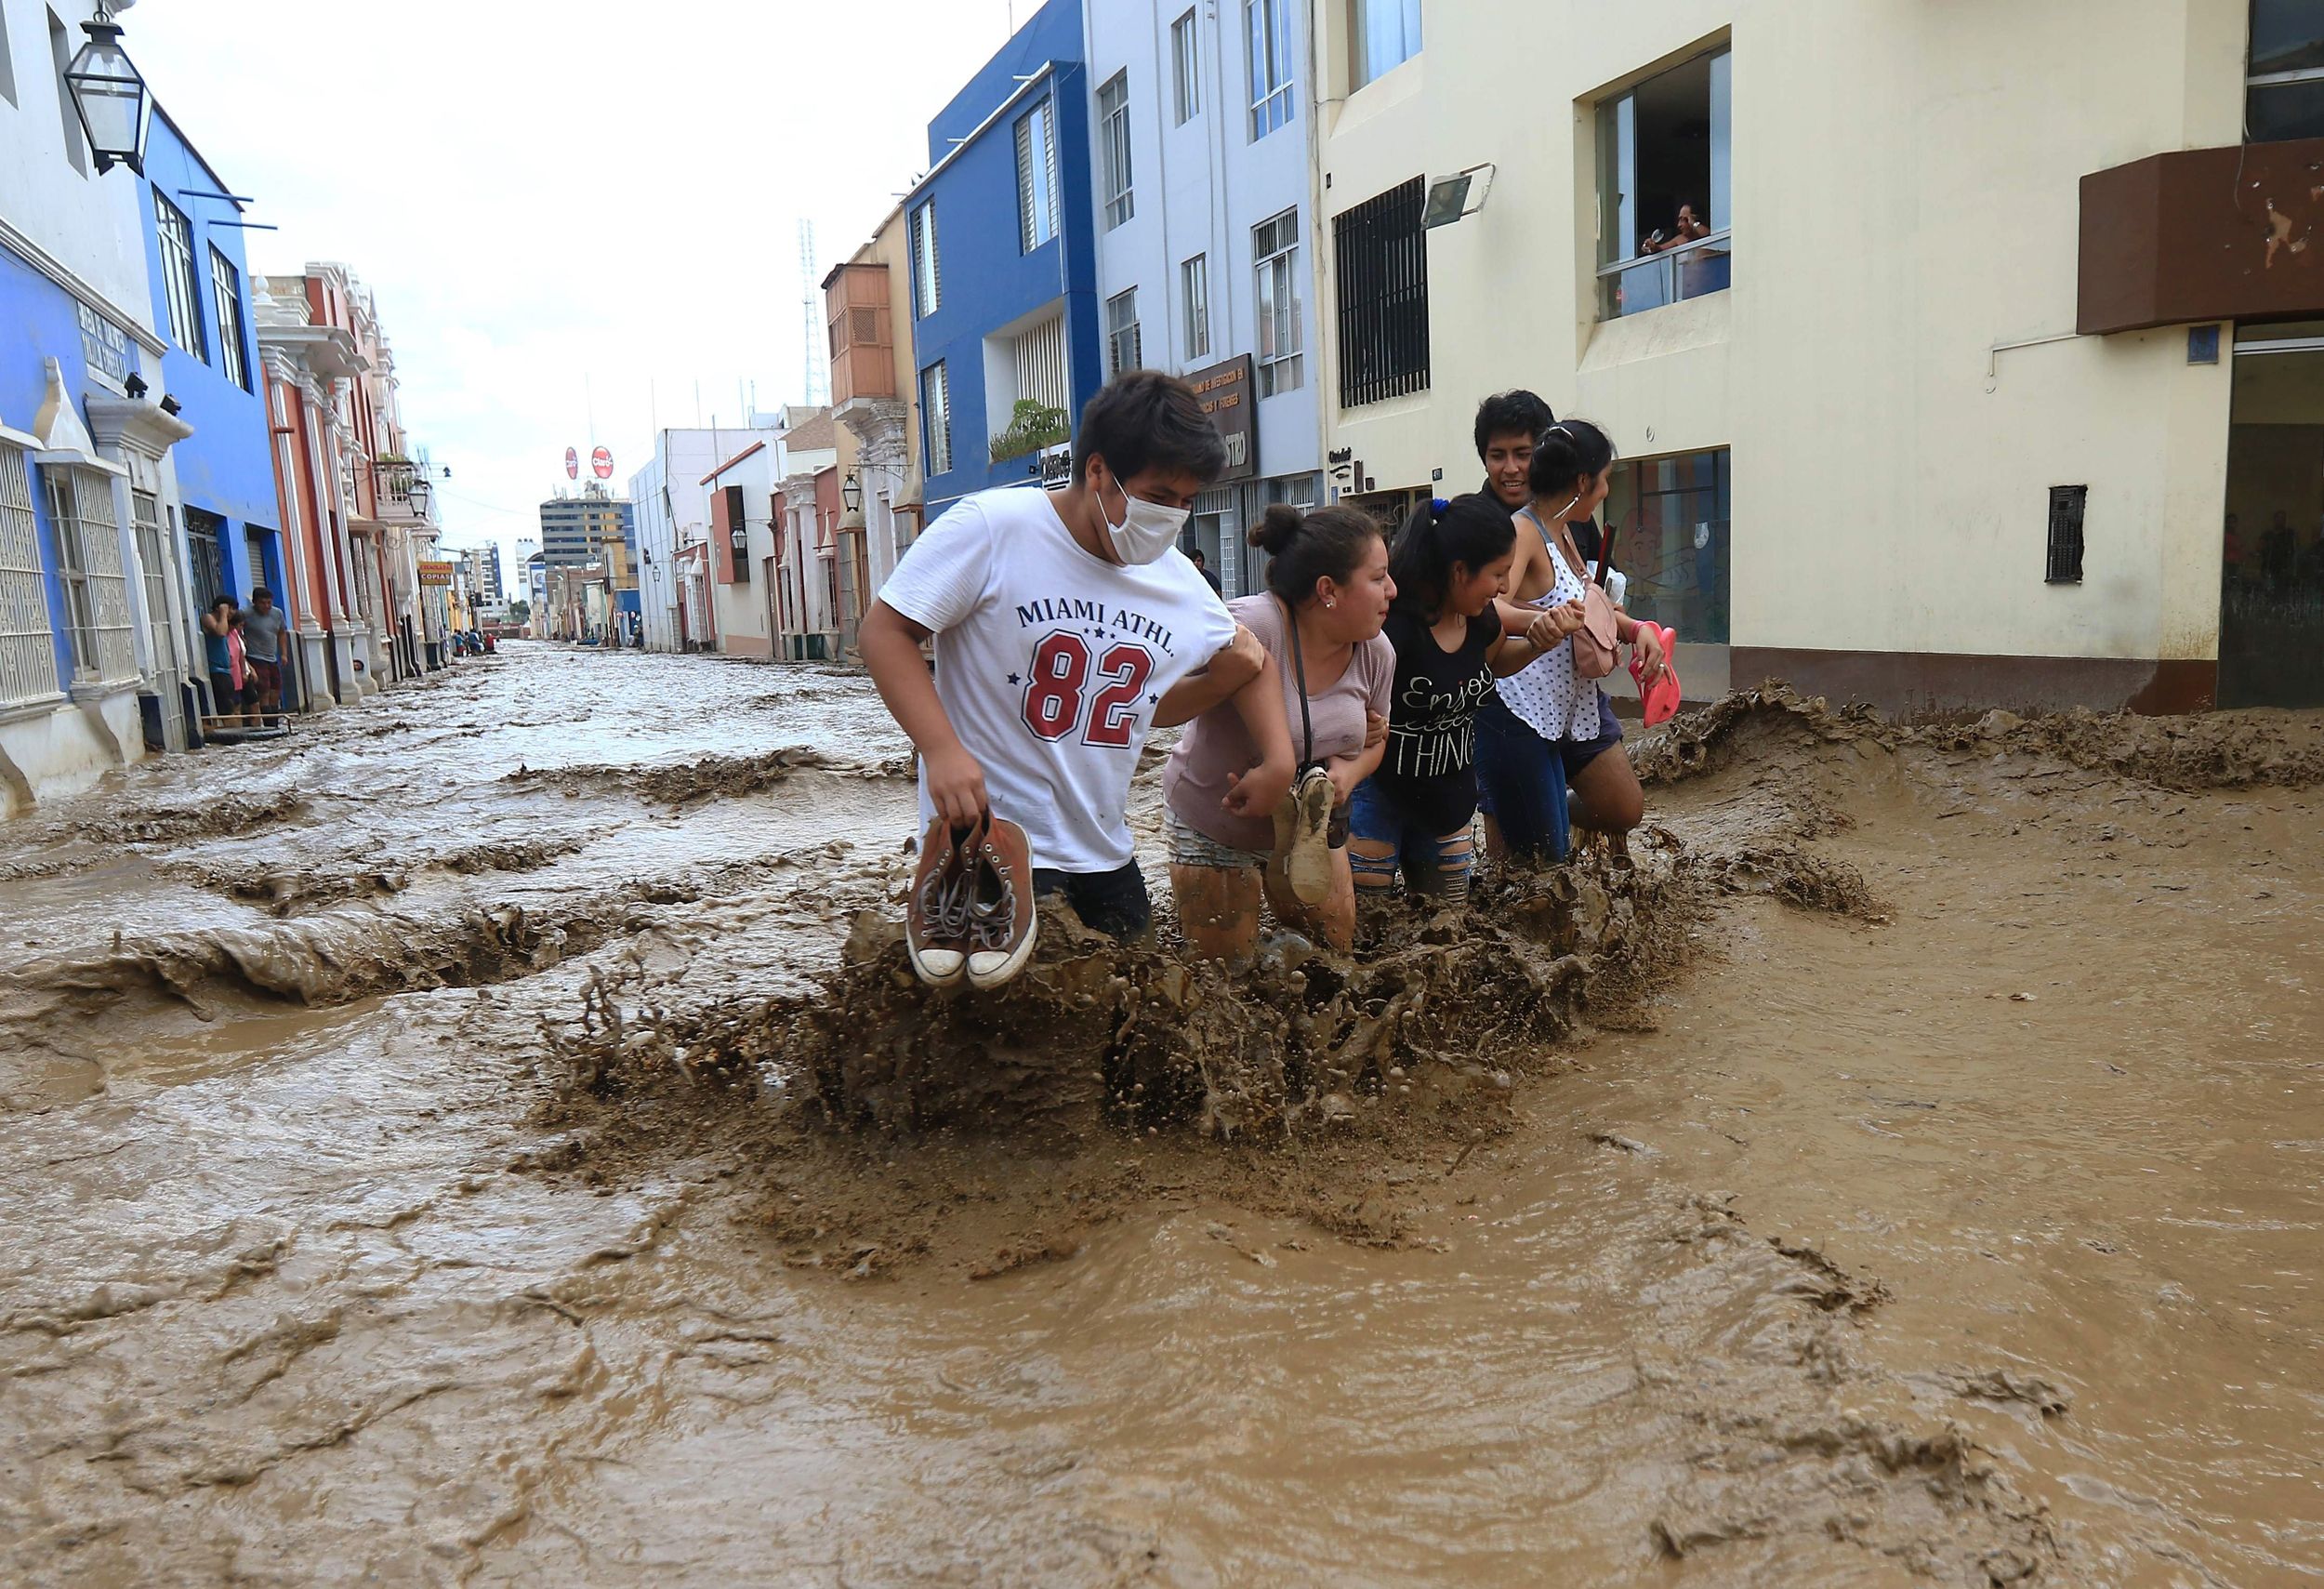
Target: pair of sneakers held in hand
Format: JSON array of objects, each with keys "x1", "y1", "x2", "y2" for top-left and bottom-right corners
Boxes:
[{"x1": 906, "y1": 814, "x2": 1037, "y2": 990}]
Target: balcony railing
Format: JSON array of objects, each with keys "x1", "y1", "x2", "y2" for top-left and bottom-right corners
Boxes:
[
  {"x1": 1598, "y1": 228, "x2": 1734, "y2": 321},
  {"x1": 372, "y1": 460, "x2": 431, "y2": 523}
]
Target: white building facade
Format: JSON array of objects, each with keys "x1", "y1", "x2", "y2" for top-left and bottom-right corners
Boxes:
[
  {"x1": 1082, "y1": 0, "x2": 1326, "y2": 597},
  {"x1": 628, "y1": 423, "x2": 782, "y2": 653}
]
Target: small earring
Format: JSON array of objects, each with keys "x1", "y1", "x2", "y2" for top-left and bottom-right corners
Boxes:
[{"x1": 1325, "y1": 598, "x2": 1336, "y2": 607}]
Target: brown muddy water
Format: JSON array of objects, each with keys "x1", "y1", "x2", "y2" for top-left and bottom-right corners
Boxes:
[{"x1": 2, "y1": 645, "x2": 2319, "y2": 1587}]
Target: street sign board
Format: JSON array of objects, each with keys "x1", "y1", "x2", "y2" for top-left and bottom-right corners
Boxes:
[
  {"x1": 418, "y1": 560, "x2": 456, "y2": 587},
  {"x1": 1185, "y1": 354, "x2": 1256, "y2": 483}
]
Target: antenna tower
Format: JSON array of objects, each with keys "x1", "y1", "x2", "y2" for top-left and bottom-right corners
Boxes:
[{"x1": 799, "y1": 219, "x2": 829, "y2": 407}]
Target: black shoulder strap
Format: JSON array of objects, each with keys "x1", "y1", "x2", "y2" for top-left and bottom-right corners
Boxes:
[{"x1": 1278, "y1": 594, "x2": 1315, "y2": 770}]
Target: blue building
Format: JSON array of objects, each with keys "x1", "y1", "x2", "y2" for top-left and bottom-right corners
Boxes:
[
  {"x1": 135, "y1": 109, "x2": 282, "y2": 634},
  {"x1": 905, "y1": 0, "x2": 1103, "y2": 521}
]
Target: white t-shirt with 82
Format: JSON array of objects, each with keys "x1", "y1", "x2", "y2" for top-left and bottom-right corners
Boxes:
[{"x1": 878, "y1": 486, "x2": 1236, "y2": 874}]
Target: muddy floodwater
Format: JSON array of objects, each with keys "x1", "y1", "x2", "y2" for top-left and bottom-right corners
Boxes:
[{"x1": 3, "y1": 643, "x2": 2320, "y2": 1587}]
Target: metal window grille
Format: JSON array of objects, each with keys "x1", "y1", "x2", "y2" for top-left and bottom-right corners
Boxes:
[
  {"x1": 909, "y1": 202, "x2": 940, "y2": 318},
  {"x1": 133, "y1": 489, "x2": 183, "y2": 681},
  {"x1": 1011, "y1": 313, "x2": 1069, "y2": 414},
  {"x1": 2046, "y1": 485, "x2": 2087, "y2": 584},
  {"x1": 922, "y1": 361, "x2": 953, "y2": 476},
  {"x1": 1015, "y1": 96, "x2": 1059, "y2": 253},
  {"x1": 1106, "y1": 289, "x2": 1142, "y2": 377},
  {"x1": 1254, "y1": 208, "x2": 1304, "y2": 396},
  {"x1": 44, "y1": 466, "x2": 137, "y2": 683},
  {"x1": 210, "y1": 246, "x2": 250, "y2": 391},
  {"x1": 1247, "y1": 0, "x2": 1294, "y2": 139},
  {"x1": 0, "y1": 445, "x2": 60, "y2": 705},
  {"x1": 1333, "y1": 177, "x2": 1431, "y2": 408},
  {"x1": 156, "y1": 192, "x2": 207, "y2": 361},
  {"x1": 184, "y1": 504, "x2": 227, "y2": 605},
  {"x1": 1098, "y1": 73, "x2": 1135, "y2": 229},
  {"x1": 1171, "y1": 9, "x2": 1201, "y2": 124},
  {"x1": 1182, "y1": 255, "x2": 1209, "y2": 361}
]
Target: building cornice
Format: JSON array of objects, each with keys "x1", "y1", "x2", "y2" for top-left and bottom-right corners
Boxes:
[
  {"x1": 0, "y1": 215, "x2": 168, "y2": 357},
  {"x1": 85, "y1": 392, "x2": 196, "y2": 458}
]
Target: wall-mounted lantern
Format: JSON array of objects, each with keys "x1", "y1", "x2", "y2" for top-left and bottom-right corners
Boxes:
[{"x1": 62, "y1": 8, "x2": 152, "y2": 177}]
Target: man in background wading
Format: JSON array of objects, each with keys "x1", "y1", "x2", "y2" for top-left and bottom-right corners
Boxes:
[{"x1": 240, "y1": 588, "x2": 289, "y2": 726}]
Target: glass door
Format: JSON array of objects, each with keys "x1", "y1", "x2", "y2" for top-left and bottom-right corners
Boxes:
[{"x1": 2221, "y1": 329, "x2": 2324, "y2": 707}]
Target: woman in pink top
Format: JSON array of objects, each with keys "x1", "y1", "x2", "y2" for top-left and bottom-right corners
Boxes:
[
  {"x1": 225, "y1": 610, "x2": 253, "y2": 727},
  {"x1": 1162, "y1": 504, "x2": 1396, "y2": 958}
]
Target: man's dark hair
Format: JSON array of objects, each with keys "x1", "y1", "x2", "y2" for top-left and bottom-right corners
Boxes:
[
  {"x1": 1473, "y1": 390, "x2": 1555, "y2": 461},
  {"x1": 1189, "y1": 549, "x2": 1207, "y2": 564},
  {"x1": 251, "y1": 586, "x2": 272, "y2": 602},
  {"x1": 1073, "y1": 369, "x2": 1226, "y2": 486}
]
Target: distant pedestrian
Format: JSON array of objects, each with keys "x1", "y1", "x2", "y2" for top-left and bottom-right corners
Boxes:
[
  {"x1": 226, "y1": 610, "x2": 255, "y2": 726},
  {"x1": 1189, "y1": 548, "x2": 1223, "y2": 595},
  {"x1": 200, "y1": 597, "x2": 236, "y2": 722},
  {"x1": 240, "y1": 587, "x2": 288, "y2": 724}
]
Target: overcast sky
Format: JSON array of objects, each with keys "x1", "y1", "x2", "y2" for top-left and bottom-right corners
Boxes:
[{"x1": 124, "y1": 0, "x2": 1025, "y2": 582}]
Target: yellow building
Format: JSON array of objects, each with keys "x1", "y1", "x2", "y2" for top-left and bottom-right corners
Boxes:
[{"x1": 1314, "y1": 0, "x2": 2317, "y2": 709}]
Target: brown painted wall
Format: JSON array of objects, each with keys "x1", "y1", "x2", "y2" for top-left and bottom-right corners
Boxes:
[
  {"x1": 2080, "y1": 138, "x2": 2324, "y2": 335},
  {"x1": 1731, "y1": 647, "x2": 2217, "y2": 716}
]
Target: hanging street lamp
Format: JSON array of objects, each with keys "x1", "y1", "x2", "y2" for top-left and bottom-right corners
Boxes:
[
  {"x1": 409, "y1": 475, "x2": 434, "y2": 519},
  {"x1": 841, "y1": 471, "x2": 864, "y2": 514},
  {"x1": 62, "y1": 7, "x2": 153, "y2": 178}
]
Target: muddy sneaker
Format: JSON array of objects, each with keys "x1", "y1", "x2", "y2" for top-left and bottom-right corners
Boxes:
[
  {"x1": 965, "y1": 815, "x2": 1037, "y2": 990},
  {"x1": 906, "y1": 817, "x2": 974, "y2": 987},
  {"x1": 1283, "y1": 767, "x2": 1337, "y2": 907}
]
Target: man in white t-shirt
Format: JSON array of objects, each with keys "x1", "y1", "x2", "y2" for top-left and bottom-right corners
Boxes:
[{"x1": 863, "y1": 370, "x2": 1296, "y2": 942}]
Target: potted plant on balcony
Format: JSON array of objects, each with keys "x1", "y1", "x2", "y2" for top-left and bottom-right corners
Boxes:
[{"x1": 988, "y1": 401, "x2": 1069, "y2": 466}]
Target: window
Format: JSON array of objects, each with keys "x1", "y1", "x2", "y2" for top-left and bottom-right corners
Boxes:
[
  {"x1": 42, "y1": 466, "x2": 136, "y2": 682},
  {"x1": 2046, "y1": 485, "x2": 2088, "y2": 585},
  {"x1": 2250, "y1": 1, "x2": 2324, "y2": 140},
  {"x1": 909, "y1": 201, "x2": 940, "y2": 318},
  {"x1": 1247, "y1": 0, "x2": 1295, "y2": 139},
  {"x1": 0, "y1": 3, "x2": 18, "y2": 107},
  {"x1": 155, "y1": 193, "x2": 207, "y2": 360},
  {"x1": 1182, "y1": 255, "x2": 1210, "y2": 362},
  {"x1": 921, "y1": 362, "x2": 952, "y2": 476},
  {"x1": 47, "y1": 10, "x2": 83, "y2": 173},
  {"x1": 0, "y1": 446, "x2": 59, "y2": 704},
  {"x1": 1351, "y1": 0, "x2": 1421, "y2": 89},
  {"x1": 133, "y1": 490, "x2": 183, "y2": 682},
  {"x1": 1604, "y1": 450, "x2": 1731, "y2": 644},
  {"x1": 1333, "y1": 178, "x2": 1428, "y2": 408},
  {"x1": 1098, "y1": 72, "x2": 1134, "y2": 229},
  {"x1": 1171, "y1": 10, "x2": 1200, "y2": 125},
  {"x1": 1015, "y1": 96, "x2": 1060, "y2": 253},
  {"x1": 210, "y1": 246, "x2": 249, "y2": 391},
  {"x1": 1596, "y1": 48, "x2": 1732, "y2": 320},
  {"x1": 1253, "y1": 209, "x2": 1303, "y2": 396},
  {"x1": 1106, "y1": 289, "x2": 1142, "y2": 377}
]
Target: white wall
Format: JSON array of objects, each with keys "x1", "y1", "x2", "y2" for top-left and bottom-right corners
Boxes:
[
  {"x1": 1314, "y1": 0, "x2": 2250, "y2": 676},
  {"x1": 0, "y1": 0, "x2": 158, "y2": 339}
]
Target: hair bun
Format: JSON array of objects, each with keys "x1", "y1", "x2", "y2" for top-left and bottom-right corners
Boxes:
[{"x1": 1248, "y1": 501, "x2": 1304, "y2": 555}]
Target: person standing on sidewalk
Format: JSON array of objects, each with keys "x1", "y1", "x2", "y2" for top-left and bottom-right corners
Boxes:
[
  {"x1": 240, "y1": 588, "x2": 289, "y2": 725},
  {"x1": 862, "y1": 370, "x2": 1296, "y2": 974},
  {"x1": 200, "y1": 597, "x2": 236, "y2": 724}
]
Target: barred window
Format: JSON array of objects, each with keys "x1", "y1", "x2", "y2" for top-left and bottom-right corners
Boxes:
[
  {"x1": 1333, "y1": 177, "x2": 1430, "y2": 408},
  {"x1": 42, "y1": 465, "x2": 137, "y2": 683},
  {"x1": 1015, "y1": 96, "x2": 1059, "y2": 253},
  {"x1": 921, "y1": 362, "x2": 953, "y2": 476},
  {"x1": 909, "y1": 202, "x2": 940, "y2": 318},
  {"x1": 0, "y1": 445, "x2": 61, "y2": 705}
]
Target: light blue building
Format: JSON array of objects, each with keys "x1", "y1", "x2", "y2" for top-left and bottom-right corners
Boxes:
[{"x1": 905, "y1": 0, "x2": 1103, "y2": 521}]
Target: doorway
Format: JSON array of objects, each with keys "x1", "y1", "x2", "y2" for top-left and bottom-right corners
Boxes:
[{"x1": 2221, "y1": 328, "x2": 2324, "y2": 707}]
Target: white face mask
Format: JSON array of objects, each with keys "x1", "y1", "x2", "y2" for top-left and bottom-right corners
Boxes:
[{"x1": 1099, "y1": 470, "x2": 1191, "y2": 565}]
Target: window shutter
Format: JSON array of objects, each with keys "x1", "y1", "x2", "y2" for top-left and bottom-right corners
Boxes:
[{"x1": 1016, "y1": 113, "x2": 1035, "y2": 251}]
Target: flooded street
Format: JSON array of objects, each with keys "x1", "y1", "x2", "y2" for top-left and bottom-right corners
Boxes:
[{"x1": 2, "y1": 644, "x2": 2319, "y2": 1586}]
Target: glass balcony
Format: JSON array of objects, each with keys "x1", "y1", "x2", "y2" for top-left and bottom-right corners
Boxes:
[{"x1": 1598, "y1": 230, "x2": 1733, "y2": 321}]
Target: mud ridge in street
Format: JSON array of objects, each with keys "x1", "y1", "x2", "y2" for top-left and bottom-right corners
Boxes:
[
  {"x1": 1635, "y1": 682, "x2": 2324, "y2": 792},
  {"x1": 502, "y1": 744, "x2": 910, "y2": 804}
]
